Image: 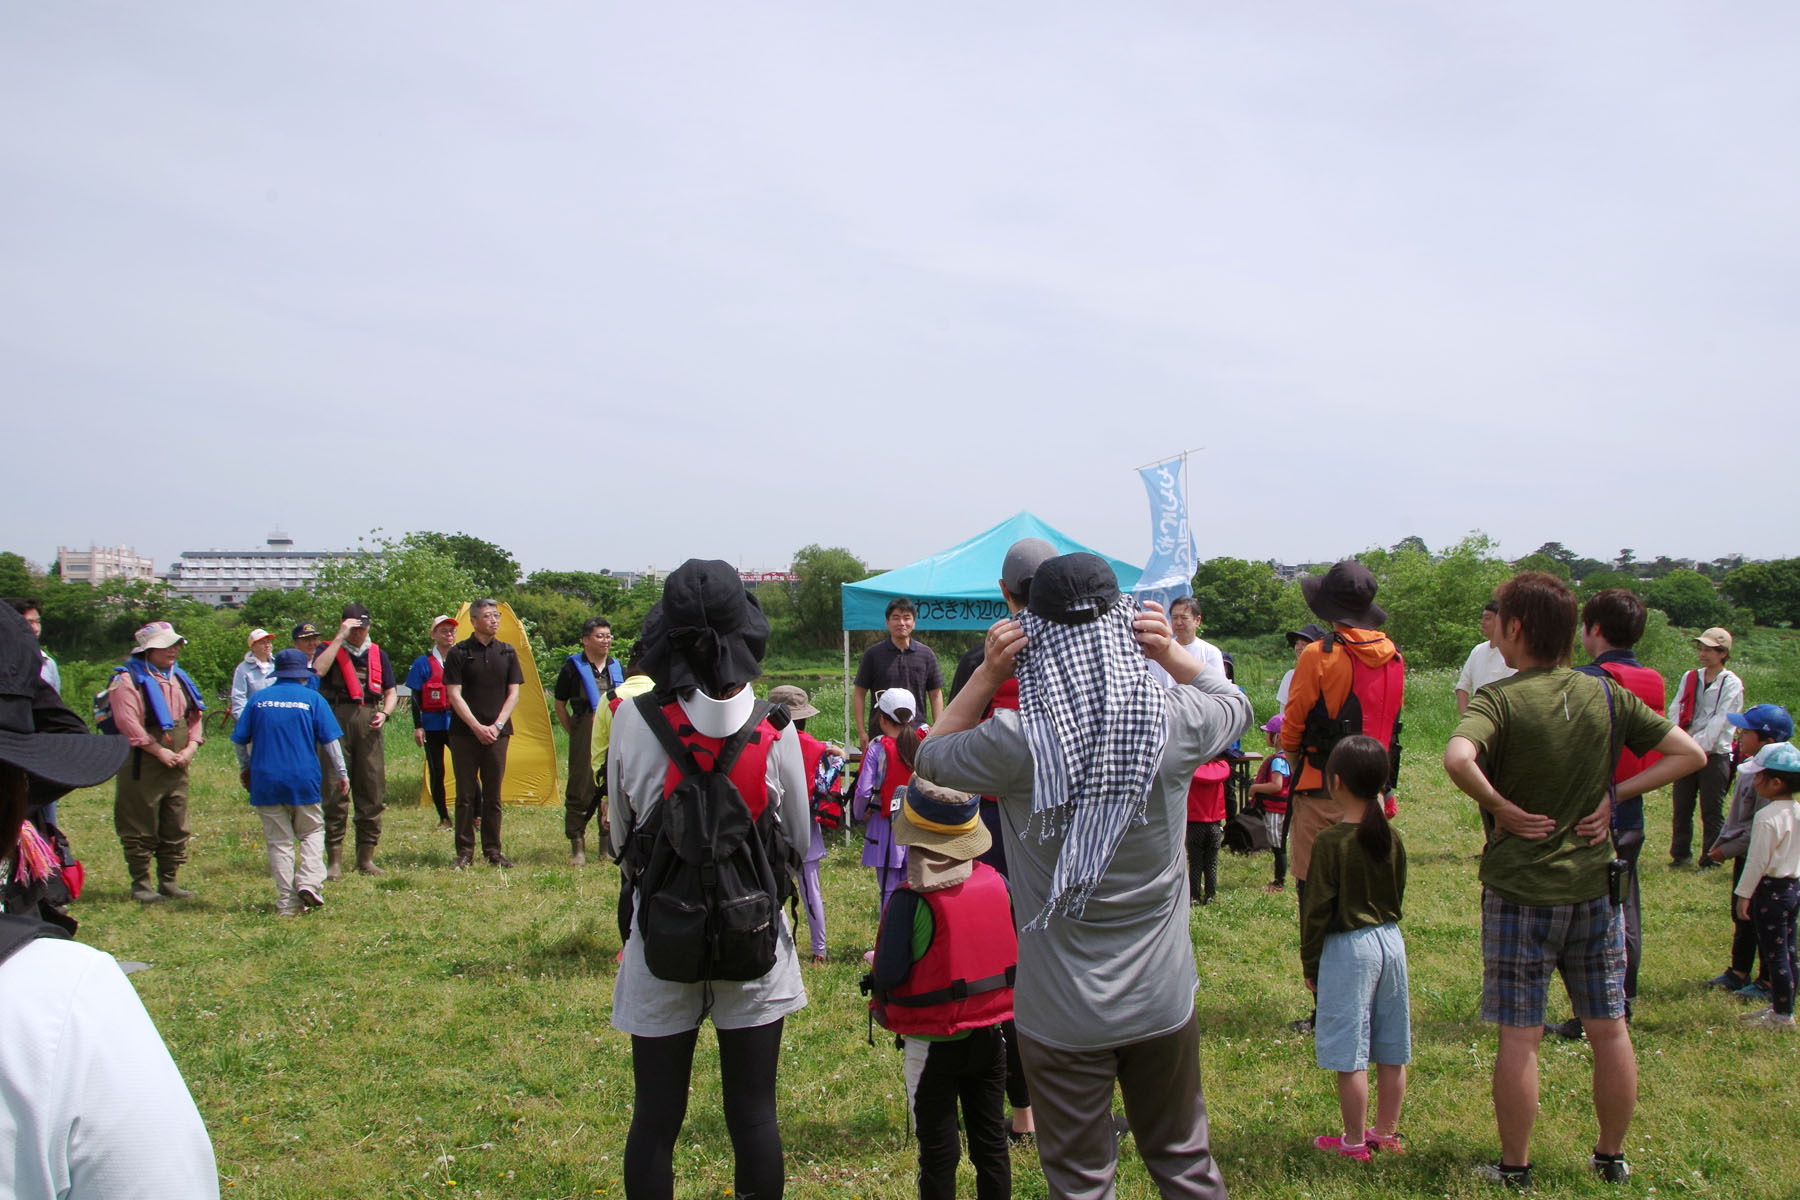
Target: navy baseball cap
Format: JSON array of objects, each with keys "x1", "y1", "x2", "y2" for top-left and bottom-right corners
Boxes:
[
  {"x1": 1728, "y1": 704, "x2": 1794, "y2": 742},
  {"x1": 291, "y1": 622, "x2": 321, "y2": 640},
  {"x1": 272, "y1": 648, "x2": 315, "y2": 681}
]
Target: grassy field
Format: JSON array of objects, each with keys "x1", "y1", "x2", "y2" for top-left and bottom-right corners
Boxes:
[{"x1": 49, "y1": 662, "x2": 1800, "y2": 1199}]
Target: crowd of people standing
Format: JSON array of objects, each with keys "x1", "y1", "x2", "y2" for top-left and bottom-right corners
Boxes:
[{"x1": 2, "y1": 546, "x2": 1796, "y2": 1199}]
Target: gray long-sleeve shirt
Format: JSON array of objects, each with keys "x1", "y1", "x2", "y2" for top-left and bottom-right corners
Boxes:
[
  {"x1": 1714, "y1": 756, "x2": 1780, "y2": 861},
  {"x1": 914, "y1": 670, "x2": 1251, "y2": 1051}
]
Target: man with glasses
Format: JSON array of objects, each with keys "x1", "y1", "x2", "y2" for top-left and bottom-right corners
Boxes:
[
  {"x1": 852, "y1": 596, "x2": 944, "y2": 751},
  {"x1": 553, "y1": 616, "x2": 623, "y2": 865},
  {"x1": 445, "y1": 598, "x2": 523, "y2": 869}
]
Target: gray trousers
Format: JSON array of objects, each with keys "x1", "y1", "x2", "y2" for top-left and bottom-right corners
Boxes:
[{"x1": 1016, "y1": 1012, "x2": 1226, "y2": 1200}]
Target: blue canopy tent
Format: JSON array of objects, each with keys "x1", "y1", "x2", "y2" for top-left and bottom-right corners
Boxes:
[{"x1": 838, "y1": 512, "x2": 1143, "y2": 732}]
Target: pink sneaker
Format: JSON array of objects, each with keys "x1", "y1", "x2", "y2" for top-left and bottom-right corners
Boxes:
[
  {"x1": 1314, "y1": 1135, "x2": 1371, "y2": 1161},
  {"x1": 1367, "y1": 1132, "x2": 1405, "y2": 1155}
]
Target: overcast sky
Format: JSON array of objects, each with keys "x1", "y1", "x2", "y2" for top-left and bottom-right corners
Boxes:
[{"x1": 4, "y1": 3, "x2": 1795, "y2": 578}]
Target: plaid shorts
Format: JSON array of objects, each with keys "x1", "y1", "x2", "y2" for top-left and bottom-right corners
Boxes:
[{"x1": 1481, "y1": 889, "x2": 1626, "y2": 1027}]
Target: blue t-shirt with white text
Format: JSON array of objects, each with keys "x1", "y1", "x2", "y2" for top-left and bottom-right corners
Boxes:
[{"x1": 231, "y1": 681, "x2": 344, "y2": 807}]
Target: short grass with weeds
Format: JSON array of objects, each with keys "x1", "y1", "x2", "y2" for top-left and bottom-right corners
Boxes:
[{"x1": 55, "y1": 669, "x2": 1800, "y2": 1198}]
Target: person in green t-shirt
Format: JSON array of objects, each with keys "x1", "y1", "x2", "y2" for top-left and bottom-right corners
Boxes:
[{"x1": 1444, "y1": 572, "x2": 1704, "y2": 1190}]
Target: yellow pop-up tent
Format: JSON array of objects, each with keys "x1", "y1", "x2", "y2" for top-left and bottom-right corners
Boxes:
[{"x1": 425, "y1": 600, "x2": 559, "y2": 806}]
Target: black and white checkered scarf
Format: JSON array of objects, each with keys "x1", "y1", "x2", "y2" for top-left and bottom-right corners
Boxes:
[{"x1": 1015, "y1": 596, "x2": 1166, "y2": 930}]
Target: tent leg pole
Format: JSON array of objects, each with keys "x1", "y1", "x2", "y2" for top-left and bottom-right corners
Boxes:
[{"x1": 843, "y1": 630, "x2": 852, "y2": 849}]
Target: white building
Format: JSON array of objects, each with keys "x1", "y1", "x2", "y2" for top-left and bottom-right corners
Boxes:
[
  {"x1": 165, "y1": 533, "x2": 349, "y2": 607},
  {"x1": 58, "y1": 543, "x2": 157, "y2": 585}
]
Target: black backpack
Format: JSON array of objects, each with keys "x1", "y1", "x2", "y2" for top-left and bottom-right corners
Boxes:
[{"x1": 629, "y1": 695, "x2": 796, "y2": 985}]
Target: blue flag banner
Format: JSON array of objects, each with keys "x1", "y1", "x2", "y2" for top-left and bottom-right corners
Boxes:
[{"x1": 1132, "y1": 456, "x2": 1196, "y2": 615}]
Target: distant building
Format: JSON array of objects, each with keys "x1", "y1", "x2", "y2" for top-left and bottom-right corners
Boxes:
[
  {"x1": 165, "y1": 532, "x2": 350, "y2": 607},
  {"x1": 58, "y1": 543, "x2": 157, "y2": 585}
]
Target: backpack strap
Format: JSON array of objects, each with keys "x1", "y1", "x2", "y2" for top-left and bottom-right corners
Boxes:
[
  {"x1": 632, "y1": 695, "x2": 775, "y2": 779},
  {"x1": 880, "y1": 965, "x2": 1017, "y2": 1008},
  {"x1": 633, "y1": 694, "x2": 703, "y2": 777}
]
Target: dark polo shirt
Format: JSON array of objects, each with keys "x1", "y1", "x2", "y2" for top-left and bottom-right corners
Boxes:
[
  {"x1": 444, "y1": 635, "x2": 523, "y2": 736},
  {"x1": 854, "y1": 636, "x2": 943, "y2": 724}
]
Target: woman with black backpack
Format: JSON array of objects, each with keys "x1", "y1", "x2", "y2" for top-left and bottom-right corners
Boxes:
[{"x1": 606, "y1": 559, "x2": 812, "y2": 1200}]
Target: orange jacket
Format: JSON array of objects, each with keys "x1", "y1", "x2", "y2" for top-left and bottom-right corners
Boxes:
[{"x1": 1279, "y1": 625, "x2": 1404, "y2": 792}]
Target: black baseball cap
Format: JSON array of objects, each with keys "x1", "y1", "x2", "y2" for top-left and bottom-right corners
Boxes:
[{"x1": 1027, "y1": 553, "x2": 1121, "y2": 626}]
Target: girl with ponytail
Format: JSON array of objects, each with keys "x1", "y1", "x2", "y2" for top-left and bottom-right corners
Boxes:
[
  {"x1": 1300, "y1": 734, "x2": 1412, "y2": 1163},
  {"x1": 855, "y1": 687, "x2": 926, "y2": 915}
]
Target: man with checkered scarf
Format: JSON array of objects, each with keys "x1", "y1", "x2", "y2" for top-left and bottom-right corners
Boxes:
[{"x1": 917, "y1": 553, "x2": 1251, "y2": 1200}]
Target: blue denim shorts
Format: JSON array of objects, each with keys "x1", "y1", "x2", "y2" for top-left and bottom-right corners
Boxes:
[
  {"x1": 1481, "y1": 889, "x2": 1625, "y2": 1027},
  {"x1": 1315, "y1": 922, "x2": 1412, "y2": 1073}
]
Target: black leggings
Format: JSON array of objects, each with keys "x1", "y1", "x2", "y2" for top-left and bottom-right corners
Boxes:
[{"x1": 625, "y1": 1019, "x2": 786, "y2": 1200}]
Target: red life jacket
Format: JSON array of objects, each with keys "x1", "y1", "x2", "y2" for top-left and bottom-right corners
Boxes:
[
  {"x1": 418, "y1": 653, "x2": 449, "y2": 713},
  {"x1": 1600, "y1": 661, "x2": 1667, "y2": 782},
  {"x1": 333, "y1": 643, "x2": 384, "y2": 704},
  {"x1": 985, "y1": 678, "x2": 1020, "y2": 716},
  {"x1": 1187, "y1": 758, "x2": 1231, "y2": 823},
  {"x1": 1254, "y1": 755, "x2": 1292, "y2": 814},
  {"x1": 871, "y1": 862, "x2": 1017, "y2": 1037},
  {"x1": 1675, "y1": 670, "x2": 1699, "y2": 730},
  {"x1": 656, "y1": 701, "x2": 777, "y2": 819},
  {"x1": 797, "y1": 731, "x2": 829, "y2": 788},
  {"x1": 876, "y1": 733, "x2": 915, "y2": 816}
]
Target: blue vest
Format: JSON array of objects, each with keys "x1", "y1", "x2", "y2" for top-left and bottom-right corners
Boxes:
[
  {"x1": 569, "y1": 654, "x2": 624, "y2": 714},
  {"x1": 120, "y1": 657, "x2": 206, "y2": 731}
]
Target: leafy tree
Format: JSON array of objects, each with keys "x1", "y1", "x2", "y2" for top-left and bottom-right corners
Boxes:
[
  {"x1": 792, "y1": 545, "x2": 868, "y2": 645},
  {"x1": 1356, "y1": 533, "x2": 1511, "y2": 670},
  {"x1": 1189, "y1": 557, "x2": 1289, "y2": 637},
  {"x1": 524, "y1": 570, "x2": 625, "y2": 609},
  {"x1": 1723, "y1": 558, "x2": 1800, "y2": 627},
  {"x1": 510, "y1": 588, "x2": 596, "y2": 653},
  {"x1": 1511, "y1": 552, "x2": 1570, "y2": 581},
  {"x1": 1577, "y1": 570, "x2": 1638, "y2": 597},
  {"x1": 239, "y1": 588, "x2": 315, "y2": 635},
  {"x1": 608, "y1": 575, "x2": 665, "y2": 654},
  {"x1": 0, "y1": 551, "x2": 34, "y2": 597},
  {"x1": 1533, "y1": 542, "x2": 1576, "y2": 566},
  {"x1": 1615, "y1": 548, "x2": 1637, "y2": 571},
  {"x1": 1390, "y1": 535, "x2": 1430, "y2": 556},
  {"x1": 311, "y1": 533, "x2": 479, "y2": 667},
  {"x1": 1568, "y1": 558, "x2": 1610, "y2": 583},
  {"x1": 1642, "y1": 569, "x2": 1730, "y2": 629},
  {"x1": 409, "y1": 531, "x2": 521, "y2": 596}
]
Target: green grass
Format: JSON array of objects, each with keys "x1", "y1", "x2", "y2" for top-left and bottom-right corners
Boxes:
[{"x1": 48, "y1": 674, "x2": 1800, "y2": 1199}]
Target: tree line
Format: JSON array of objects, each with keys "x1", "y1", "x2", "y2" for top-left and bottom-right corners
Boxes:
[{"x1": 5, "y1": 532, "x2": 1796, "y2": 704}]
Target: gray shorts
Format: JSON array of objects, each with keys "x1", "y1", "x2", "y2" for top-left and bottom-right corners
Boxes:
[{"x1": 1315, "y1": 922, "x2": 1412, "y2": 1073}]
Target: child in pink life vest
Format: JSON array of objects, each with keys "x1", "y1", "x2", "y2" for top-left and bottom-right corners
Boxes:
[
  {"x1": 856, "y1": 687, "x2": 925, "y2": 917},
  {"x1": 866, "y1": 779, "x2": 1017, "y2": 1200}
]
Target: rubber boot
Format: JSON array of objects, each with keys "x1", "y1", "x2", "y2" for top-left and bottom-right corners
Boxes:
[
  {"x1": 129, "y1": 863, "x2": 162, "y2": 904},
  {"x1": 326, "y1": 845, "x2": 344, "y2": 881},
  {"x1": 157, "y1": 870, "x2": 195, "y2": 900},
  {"x1": 571, "y1": 835, "x2": 586, "y2": 866},
  {"x1": 355, "y1": 844, "x2": 385, "y2": 876}
]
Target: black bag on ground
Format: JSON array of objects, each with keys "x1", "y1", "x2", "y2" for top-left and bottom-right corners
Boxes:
[
  {"x1": 1224, "y1": 802, "x2": 1274, "y2": 855},
  {"x1": 630, "y1": 695, "x2": 791, "y2": 984}
]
